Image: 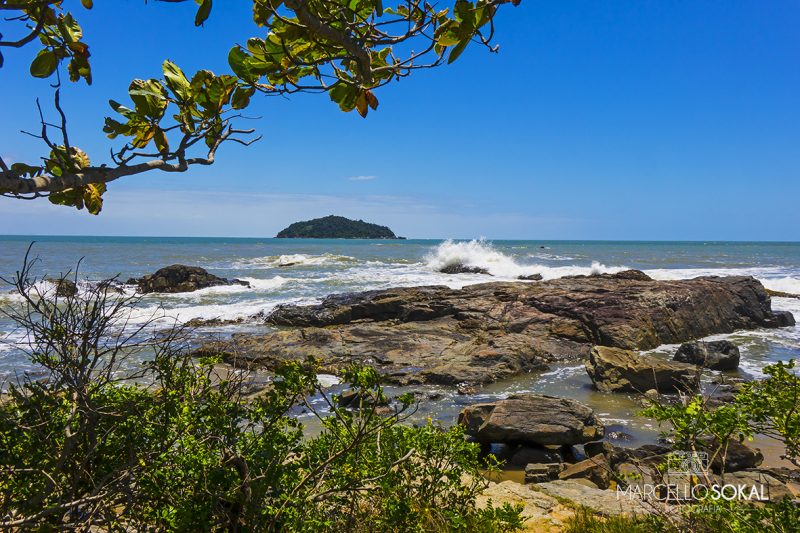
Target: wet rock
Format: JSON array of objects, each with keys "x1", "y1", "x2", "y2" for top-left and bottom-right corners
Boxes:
[
  {"x1": 47, "y1": 278, "x2": 77, "y2": 297},
  {"x1": 517, "y1": 273, "x2": 543, "y2": 281},
  {"x1": 525, "y1": 463, "x2": 563, "y2": 484},
  {"x1": 765, "y1": 310, "x2": 796, "y2": 327},
  {"x1": 127, "y1": 265, "x2": 250, "y2": 294},
  {"x1": 198, "y1": 275, "x2": 790, "y2": 386},
  {"x1": 458, "y1": 394, "x2": 604, "y2": 446},
  {"x1": 586, "y1": 346, "x2": 700, "y2": 393},
  {"x1": 439, "y1": 263, "x2": 491, "y2": 275},
  {"x1": 674, "y1": 340, "x2": 740, "y2": 371}
]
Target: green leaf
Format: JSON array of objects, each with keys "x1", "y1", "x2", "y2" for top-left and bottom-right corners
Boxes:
[
  {"x1": 162, "y1": 60, "x2": 191, "y2": 101},
  {"x1": 30, "y1": 50, "x2": 58, "y2": 78},
  {"x1": 231, "y1": 86, "x2": 255, "y2": 110},
  {"x1": 195, "y1": 0, "x2": 212, "y2": 26},
  {"x1": 83, "y1": 183, "x2": 106, "y2": 215},
  {"x1": 448, "y1": 37, "x2": 470, "y2": 64}
]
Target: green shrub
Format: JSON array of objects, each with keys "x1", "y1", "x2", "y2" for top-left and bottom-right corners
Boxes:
[{"x1": 0, "y1": 252, "x2": 522, "y2": 531}]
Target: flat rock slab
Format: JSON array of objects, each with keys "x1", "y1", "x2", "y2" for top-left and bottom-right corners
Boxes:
[
  {"x1": 532, "y1": 480, "x2": 652, "y2": 516},
  {"x1": 586, "y1": 346, "x2": 700, "y2": 393},
  {"x1": 459, "y1": 394, "x2": 603, "y2": 446},
  {"x1": 196, "y1": 273, "x2": 792, "y2": 385}
]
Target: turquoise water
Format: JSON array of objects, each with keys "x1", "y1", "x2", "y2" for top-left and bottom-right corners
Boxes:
[{"x1": 1, "y1": 236, "x2": 798, "y2": 442}]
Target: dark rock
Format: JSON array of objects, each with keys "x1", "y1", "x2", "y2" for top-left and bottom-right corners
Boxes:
[
  {"x1": 507, "y1": 445, "x2": 564, "y2": 467},
  {"x1": 47, "y1": 278, "x2": 77, "y2": 297},
  {"x1": 586, "y1": 346, "x2": 700, "y2": 393},
  {"x1": 439, "y1": 263, "x2": 491, "y2": 275},
  {"x1": 765, "y1": 310, "x2": 796, "y2": 327},
  {"x1": 611, "y1": 270, "x2": 653, "y2": 281},
  {"x1": 674, "y1": 340, "x2": 740, "y2": 371},
  {"x1": 458, "y1": 394, "x2": 604, "y2": 446},
  {"x1": 517, "y1": 273, "x2": 543, "y2": 281},
  {"x1": 197, "y1": 275, "x2": 789, "y2": 386},
  {"x1": 127, "y1": 265, "x2": 251, "y2": 294},
  {"x1": 583, "y1": 441, "x2": 614, "y2": 459},
  {"x1": 606, "y1": 431, "x2": 633, "y2": 442},
  {"x1": 558, "y1": 455, "x2": 612, "y2": 489},
  {"x1": 525, "y1": 463, "x2": 562, "y2": 484},
  {"x1": 337, "y1": 389, "x2": 389, "y2": 409}
]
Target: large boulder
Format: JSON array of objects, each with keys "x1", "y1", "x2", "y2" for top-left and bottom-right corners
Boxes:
[
  {"x1": 586, "y1": 346, "x2": 700, "y2": 393},
  {"x1": 127, "y1": 265, "x2": 250, "y2": 294},
  {"x1": 674, "y1": 340, "x2": 740, "y2": 371},
  {"x1": 458, "y1": 394, "x2": 604, "y2": 446}
]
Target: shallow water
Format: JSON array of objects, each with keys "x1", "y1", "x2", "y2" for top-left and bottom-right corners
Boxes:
[{"x1": 1, "y1": 236, "x2": 798, "y2": 453}]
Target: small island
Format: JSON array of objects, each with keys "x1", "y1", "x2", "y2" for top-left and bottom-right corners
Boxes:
[{"x1": 276, "y1": 215, "x2": 404, "y2": 239}]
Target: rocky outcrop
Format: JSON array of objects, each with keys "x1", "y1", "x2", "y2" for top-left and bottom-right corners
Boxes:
[
  {"x1": 127, "y1": 265, "x2": 250, "y2": 294},
  {"x1": 439, "y1": 263, "x2": 491, "y2": 275},
  {"x1": 47, "y1": 278, "x2": 77, "y2": 297},
  {"x1": 197, "y1": 274, "x2": 792, "y2": 385},
  {"x1": 517, "y1": 274, "x2": 543, "y2": 281},
  {"x1": 674, "y1": 340, "x2": 740, "y2": 370},
  {"x1": 586, "y1": 346, "x2": 700, "y2": 393},
  {"x1": 458, "y1": 394, "x2": 604, "y2": 446}
]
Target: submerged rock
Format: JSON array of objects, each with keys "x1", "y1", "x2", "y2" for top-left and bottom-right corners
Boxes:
[
  {"x1": 674, "y1": 340, "x2": 740, "y2": 371},
  {"x1": 458, "y1": 394, "x2": 604, "y2": 446},
  {"x1": 586, "y1": 346, "x2": 700, "y2": 393},
  {"x1": 197, "y1": 275, "x2": 792, "y2": 386},
  {"x1": 127, "y1": 265, "x2": 250, "y2": 294}
]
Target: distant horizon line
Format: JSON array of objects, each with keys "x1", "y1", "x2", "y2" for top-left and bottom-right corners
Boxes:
[{"x1": 1, "y1": 235, "x2": 799, "y2": 244}]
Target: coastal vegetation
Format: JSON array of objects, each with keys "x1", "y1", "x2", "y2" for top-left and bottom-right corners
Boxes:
[
  {"x1": 276, "y1": 215, "x2": 400, "y2": 239},
  {"x1": 0, "y1": 0, "x2": 520, "y2": 212},
  {"x1": 0, "y1": 255, "x2": 523, "y2": 530}
]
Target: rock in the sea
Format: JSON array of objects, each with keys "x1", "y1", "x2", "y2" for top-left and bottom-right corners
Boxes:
[
  {"x1": 197, "y1": 275, "x2": 792, "y2": 386},
  {"x1": 517, "y1": 273, "x2": 543, "y2": 281},
  {"x1": 439, "y1": 263, "x2": 491, "y2": 275},
  {"x1": 586, "y1": 346, "x2": 700, "y2": 393},
  {"x1": 765, "y1": 310, "x2": 796, "y2": 327},
  {"x1": 336, "y1": 389, "x2": 389, "y2": 409},
  {"x1": 674, "y1": 340, "x2": 740, "y2": 371},
  {"x1": 127, "y1": 265, "x2": 250, "y2": 294},
  {"x1": 47, "y1": 278, "x2": 77, "y2": 297},
  {"x1": 608, "y1": 270, "x2": 653, "y2": 281},
  {"x1": 458, "y1": 394, "x2": 604, "y2": 446}
]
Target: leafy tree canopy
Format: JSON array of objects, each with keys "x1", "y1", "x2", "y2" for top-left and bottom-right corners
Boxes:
[{"x1": 0, "y1": 0, "x2": 519, "y2": 213}]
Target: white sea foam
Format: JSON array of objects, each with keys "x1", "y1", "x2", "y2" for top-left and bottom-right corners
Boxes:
[
  {"x1": 233, "y1": 253, "x2": 357, "y2": 269},
  {"x1": 424, "y1": 239, "x2": 627, "y2": 280}
]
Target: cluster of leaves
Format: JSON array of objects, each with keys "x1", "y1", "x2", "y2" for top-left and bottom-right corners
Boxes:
[
  {"x1": 1, "y1": 0, "x2": 518, "y2": 210},
  {"x1": 0, "y1": 253, "x2": 523, "y2": 531}
]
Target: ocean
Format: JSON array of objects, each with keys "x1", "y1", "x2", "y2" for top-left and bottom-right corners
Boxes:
[{"x1": 1, "y1": 236, "x2": 799, "y2": 443}]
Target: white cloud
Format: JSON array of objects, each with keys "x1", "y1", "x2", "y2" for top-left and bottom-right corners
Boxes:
[{"x1": 346, "y1": 175, "x2": 378, "y2": 181}]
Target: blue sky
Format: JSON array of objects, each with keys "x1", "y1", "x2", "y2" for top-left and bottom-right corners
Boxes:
[{"x1": 1, "y1": 1, "x2": 798, "y2": 240}]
